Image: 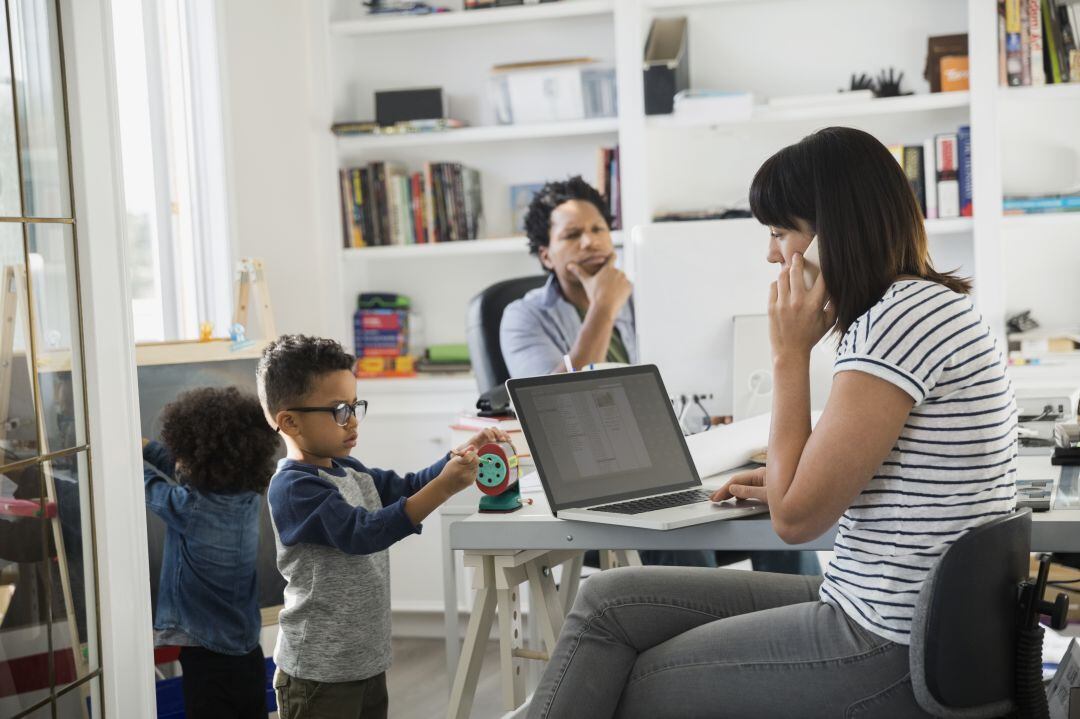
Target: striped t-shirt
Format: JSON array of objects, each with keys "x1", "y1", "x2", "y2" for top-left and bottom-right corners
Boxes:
[{"x1": 819, "y1": 279, "x2": 1018, "y2": 645}]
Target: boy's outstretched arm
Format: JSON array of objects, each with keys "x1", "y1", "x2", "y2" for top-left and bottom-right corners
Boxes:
[{"x1": 141, "y1": 439, "x2": 190, "y2": 530}]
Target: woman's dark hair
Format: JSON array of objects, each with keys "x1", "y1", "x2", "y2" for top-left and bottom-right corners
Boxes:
[
  {"x1": 159, "y1": 386, "x2": 280, "y2": 494},
  {"x1": 749, "y1": 126, "x2": 971, "y2": 335},
  {"x1": 524, "y1": 175, "x2": 611, "y2": 258},
  {"x1": 256, "y1": 334, "x2": 355, "y2": 416}
]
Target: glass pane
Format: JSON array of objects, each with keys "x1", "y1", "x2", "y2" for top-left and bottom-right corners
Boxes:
[
  {"x1": 45, "y1": 451, "x2": 96, "y2": 698},
  {"x1": 14, "y1": 700, "x2": 56, "y2": 718},
  {"x1": 0, "y1": 8, "x2": 22, "y2": 217},
  {"x1": 26, "y1": 223, "x2": 84, "y2": 452},
  {"x1": 56, "y1": 674, "x2": 100, "y2": 718},
  {"x1": 0, "y1": 224, "x2": 39, "y2": 465},
  {"x1": 0, "y1": 464, "x2": 53, "y2": 716},
  {"x1": 8, "y1": 0, "x2": 70, "y2": 218}
]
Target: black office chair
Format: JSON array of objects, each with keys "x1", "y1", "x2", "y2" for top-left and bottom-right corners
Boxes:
[
  {"x1": 465, "y1": 275, "x2": 547, "y2": 396},
  {"x1": 909, "y1": 507, "x2": 1067, "y2": 717}
]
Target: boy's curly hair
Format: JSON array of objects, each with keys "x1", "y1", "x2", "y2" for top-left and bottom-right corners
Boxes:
[
  {"x1": 256, "y1": 334, "x2": 355, "y2": 418},
  {"x1": 160, "y1": 386, "x2": 280, "y2": 494},
  {"x1": 524, "y1": 176, "x2": 611, "y2": 261}
]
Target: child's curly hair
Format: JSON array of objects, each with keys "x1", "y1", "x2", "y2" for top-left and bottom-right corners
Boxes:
[{"x1": 160, "y1": 386, "x2": 280, "y2": 494}]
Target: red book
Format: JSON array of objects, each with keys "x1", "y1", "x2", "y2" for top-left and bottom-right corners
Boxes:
[{"x1": 360, "y1": 315, "x2": 401, "y2": 330}]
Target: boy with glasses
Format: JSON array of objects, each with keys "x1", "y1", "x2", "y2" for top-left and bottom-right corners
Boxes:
[{"x1": 257, "y1": 334, "x2": 507, "y2": 718}]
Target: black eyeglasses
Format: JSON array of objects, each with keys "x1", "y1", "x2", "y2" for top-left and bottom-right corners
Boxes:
[{"x1": 286, "y1": 400, "x2": 368, "y2": 426}]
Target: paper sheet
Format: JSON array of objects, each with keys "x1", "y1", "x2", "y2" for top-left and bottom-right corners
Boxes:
[
  {"x1": 685, "y1": 412, "x2": 822, "y2": 479},
  {"x1": 684, "y1": 414, "x2": 772, "y2": 479}
]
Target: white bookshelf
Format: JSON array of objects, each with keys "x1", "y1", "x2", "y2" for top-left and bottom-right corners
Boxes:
[
  {"x1": 647, "y1": 91, "x2": 970, "y2": 129},
  {"x1": 335, "y1": 117, "x2": 619, "y2": 150},
  {"x1": 997, "y1": 82, "x2": 1080, "y2": 102},
  {"x1": 330, "y1": 0, "x2": 614, "y2": 35},
  {"x1": 342, "y1": 229, "x2": 623, "y2": 260}
]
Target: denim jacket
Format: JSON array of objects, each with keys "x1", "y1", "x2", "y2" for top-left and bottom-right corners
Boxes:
[{"x1": 143, "y1": 440, "x2": 262, "y2": 655}]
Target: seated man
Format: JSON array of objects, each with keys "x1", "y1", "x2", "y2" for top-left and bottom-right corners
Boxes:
[{"x1": 500, "y1": 176, "x2": 818, "y2": 575}]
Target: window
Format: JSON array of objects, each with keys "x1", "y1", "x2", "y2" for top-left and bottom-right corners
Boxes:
[
  {"x1": 112, "y1": 0, "x2": 232, "y2": 343},
  {"x1": 0, "y1": 0, "x2": 103, "y2": 715}
]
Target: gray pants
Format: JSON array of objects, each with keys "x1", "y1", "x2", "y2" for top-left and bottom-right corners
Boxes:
[{"x1": 528, "y1": 567, "x2": 932, "y2": 718}]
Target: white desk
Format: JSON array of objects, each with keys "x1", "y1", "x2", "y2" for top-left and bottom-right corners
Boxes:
[{"x1": 440, "y1": 465, "x2": 1080, "y2": 717}]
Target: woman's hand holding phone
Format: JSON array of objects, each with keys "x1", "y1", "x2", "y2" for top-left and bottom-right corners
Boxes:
[{"x1": 769, "y1": 240, "x2": 836, "y2": 362}]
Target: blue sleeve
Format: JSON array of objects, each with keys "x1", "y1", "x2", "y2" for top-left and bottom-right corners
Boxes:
[
  {"x1": 344, "y1": 454, "x2": 450, "y2": 507},
  {"x1": 499, "y1": 299, "x2": 566, "y2": 378},
  {"x1": 142, "y1": 440, "x2": 191, "y2": 531},
  {"x1": 268, "y1": 469, "x2": 421, "y2": 555}
]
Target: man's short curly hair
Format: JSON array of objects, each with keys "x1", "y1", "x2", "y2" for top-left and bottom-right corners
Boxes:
[
  {"x1": 523, "y1": 176, "x2": 611, "y2": 261},
  {"x1": 159, "y1": 386, "x2": 280, "y2": 494},
  {"x1": 256, "y1": 334, "x2": 355, "y2": 418}
]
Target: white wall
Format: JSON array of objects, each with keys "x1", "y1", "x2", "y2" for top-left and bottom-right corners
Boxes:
[{"x1": 218, "y1": 0, "x2": 335, "y2": 338}]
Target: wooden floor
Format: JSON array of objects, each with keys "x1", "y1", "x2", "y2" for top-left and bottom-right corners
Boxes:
[{"x1": 388, "y1": 637, "x2": 507, "y2": 718}]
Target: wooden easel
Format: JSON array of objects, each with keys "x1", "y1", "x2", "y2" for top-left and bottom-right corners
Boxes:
[
  {"x1": 0, "y1": 264, "x2": 90, "y2": 710},
  {"x1": 232, "y1": 258, "x2": 277, "y2": 341}
]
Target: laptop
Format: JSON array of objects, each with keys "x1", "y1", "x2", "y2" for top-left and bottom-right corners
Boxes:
[{"x1": 506, "y1": 364, "x2": 768, "y2": 530}]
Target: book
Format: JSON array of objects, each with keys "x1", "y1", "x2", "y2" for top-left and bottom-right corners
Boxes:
[
  {"x1": 1030, "y1": 0, "x2": 1047, "y2": 84},
  {"x1": 1044, "y1": 0, "x2": 1066, "y2": 83},
  {"x1": 1006, "y1": 0, "x2": 1024, "y2": 85},
  {"x1": 1021, "y1": 2, "x2": 1032, "y2": 84},
  {"x1": 935, "y1": 133, "x2": 960, "y2": 219},
  {"x1": 922, "y1": 138, "x2": 938, "y2": 220},
  {"x1": 510, "y1": 183, "x2": 543, "y2": 232},
  {"x1": 957, "y1": 125, "x2": 973, "y2": 218},
  {"x1": 999, "y1": 1, "x2": 1008, "y2": 85},
  {"x1": 940, "y1": 55, "x2": 970, "y2": 91},
  {"x1": 903, "y1": 145, "x2": 926, "y2": 218},
  {"x1": 1003, "y1": 194, "x2": 1080, "y2": 212}
]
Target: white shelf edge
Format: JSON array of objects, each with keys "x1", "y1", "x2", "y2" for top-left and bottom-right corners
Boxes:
[
  {"x1": 1000, "y1": 212, "x2": 1080, "y2": 229},
  {"x1": 336, "y1": 117, "x2": 619, "y2": 151},
  {"x1": 343, "y1": 230, "x2": 624, "y2": 259},
  {"x1": 331, "y1": 0, "x2": 614, "y2": 36},
  {"x1": 925, "y1": 217, "x2": 974, "y2": 235},
  {"x1": 997, "y1": 83, "x2": 1080, "y2": 102},
  {"x1": 647, "y1": 92, "x2": 970, "y2": 130},
  {"x1": 646, "y1": 0, "x2": 752, "y2": 8}
]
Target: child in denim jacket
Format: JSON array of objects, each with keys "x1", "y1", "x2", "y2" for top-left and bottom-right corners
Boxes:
[{"x1": 143, "y1": 386, "x2": 280, "y2": 718}]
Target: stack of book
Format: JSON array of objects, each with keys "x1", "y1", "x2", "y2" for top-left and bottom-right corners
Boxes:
[
  {"x1": 1003, "y1": 194, "x2": 1080, "y2": 214},
  {"x1": 999, "y1": 0, "x2": 1080, "y2": 85},
  {"x1": 339, "y1": 162, "x2": 484, "y2": 248},
  {"x1": 596, "y1": 146, "x2": 621, "y2": 230},
  {"x1": 887, "y1": 125, "x2": 973, "y2": 220},
  {"x1": 353, "y1": 293, "x2": 415, "y2": 378}
]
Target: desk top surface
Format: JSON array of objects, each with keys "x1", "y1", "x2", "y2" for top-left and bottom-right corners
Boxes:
[{"x1": 445, "y1": 468, "x2": 1080, "y2": 554}]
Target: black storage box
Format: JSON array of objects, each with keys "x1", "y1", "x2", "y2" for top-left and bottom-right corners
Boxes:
[
  {"x1": 374, "y1": 87, "x2": 445, "y2": 127},
  {"x1": 643, "y1": 17, "x2": 688, "y2": 116}
]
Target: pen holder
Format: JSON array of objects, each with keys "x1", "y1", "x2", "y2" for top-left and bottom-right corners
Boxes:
[{"x1": 476, "y1": 441, "x2": 522, "y2": 513}]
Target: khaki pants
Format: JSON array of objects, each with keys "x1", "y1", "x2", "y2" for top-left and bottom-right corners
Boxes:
[{"x1": 273, "y1": 668, "x2": 388, "y2": 719}]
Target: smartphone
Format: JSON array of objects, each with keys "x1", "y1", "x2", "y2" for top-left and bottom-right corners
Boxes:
[{"x1": 801, "y1": 237, "x2": 820, "y2": 291}]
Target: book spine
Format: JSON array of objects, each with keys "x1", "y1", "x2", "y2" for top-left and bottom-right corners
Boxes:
[
  {"x1": 468, "y1": 168, "x2": 483, "y2": 239},
  {"x1": 957, "y1": 125, "x2": 973, "y2": 218},
  {"x1": 1000, "y1": 0, "x2": 1009, "y2": 85},
  {"x1": 1007, "y1": 0, "x2": 1024, "y2": 85},
  {"x1": 399, "y1": 174, "x2": 414, "y2": 245},
  {"x1": 374, "y1": 163, "x2": 389, "y2": 246},
  {"x1": 922, "y1": 138, "x2": 938, "y2": 220},
  {"x1": 339, "y1": 170, "x2": 353, "y2": 249},
  {"x1": 935, "y1": 133, "x2": 960, "y2": 219},
  {"x1": 903, "y1": 145, "x2": 926, "y2": 218},
  {"x1": 358, "y1": 166, "x2": 371, "y2": 248},
  {"x1": 443, "y1": 164, "x2": 458, "y2": 242},
  {"x1": 1044, "y1": 0, "x2": 1064, "y2": 83},
  {"x1": 411, "y1": 173, "x2": 424, "y2": 244},
  {"x1": 423, "y1": 163, "x2": 436, "y2": 245},
  {"x1": 453, "y1": 163, "x2": 468, "y2": 241},
  {"x1": 1029, "y1": 0, "x2": 1046, "y2": 85},
  {"x1": 1021, "y1": 4, "x2": 1032, "y2": 84}
]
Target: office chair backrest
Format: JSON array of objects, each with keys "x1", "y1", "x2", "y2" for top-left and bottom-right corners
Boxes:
[
  {"x1": 466, "y1": 275, "x2": 548, "y2": 395},
  {"x1": 909, "y1": 508, "x2": 1031, "y2": 718}
]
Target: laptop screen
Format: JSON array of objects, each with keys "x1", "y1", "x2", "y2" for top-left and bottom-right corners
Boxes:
[{"x1": 507, "y1": 365, "x2": 701, "y2": 511}]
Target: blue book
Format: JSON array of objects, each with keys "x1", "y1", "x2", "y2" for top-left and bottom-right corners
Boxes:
[
  {"x1": 957, "y1": 126, "x2": 972, "y2": 218},
  {"x1": 1002, "y1": 196, "x2": 1080, "y2": 211}
]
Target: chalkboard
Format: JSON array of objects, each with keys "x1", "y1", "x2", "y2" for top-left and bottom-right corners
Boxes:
[{"x1": 139, "y1": 358, "x2": 286, "y2": 612}]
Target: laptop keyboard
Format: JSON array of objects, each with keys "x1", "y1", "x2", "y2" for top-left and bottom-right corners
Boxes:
[{"x1": 589, "y1": 489, "x2": 714, "y2": 515}]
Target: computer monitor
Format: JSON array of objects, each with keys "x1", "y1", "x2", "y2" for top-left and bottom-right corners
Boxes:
[{"x1": 629, "y1": 218, "x2": 835, "y2": 418}]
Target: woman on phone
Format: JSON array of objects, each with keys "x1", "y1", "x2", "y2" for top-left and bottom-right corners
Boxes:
[{"x1": 526, "y1": 127, "x2": 1017, "y2": 718}]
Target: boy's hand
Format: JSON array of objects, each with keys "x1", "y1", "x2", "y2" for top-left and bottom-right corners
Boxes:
[
  {"x1": 440, "y1": 446, "x2": 480, "y2": 494},
  {"x1": 457, "y1": 427, "x2": 512, "y2": 454}
]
